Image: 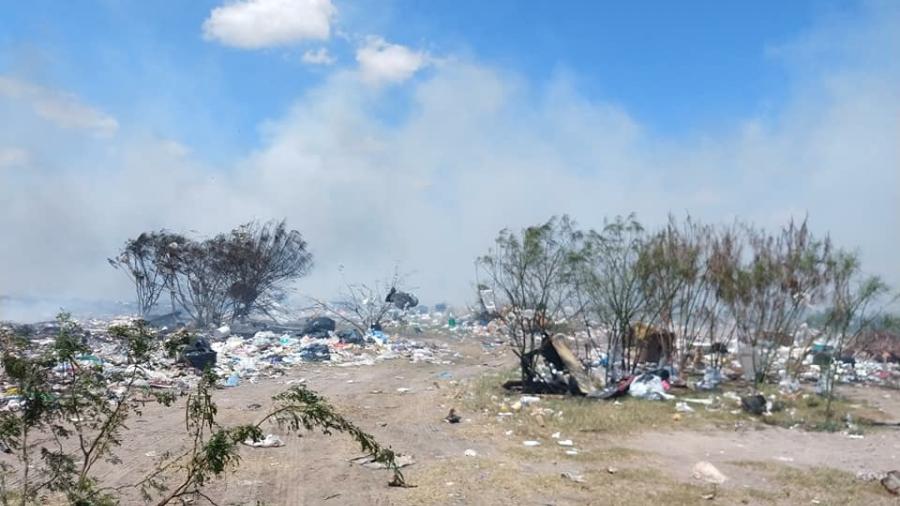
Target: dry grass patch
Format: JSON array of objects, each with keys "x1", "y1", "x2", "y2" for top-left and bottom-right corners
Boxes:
[
  {"x1": 727, "y1": 460, "x2": 895, "y2": 505},
  {"x1": 460, "y1": 371, "x2": 887, "y2": 439},
  {"x1": 400, "y1": 456, "x2": 767, "y2": 506}
]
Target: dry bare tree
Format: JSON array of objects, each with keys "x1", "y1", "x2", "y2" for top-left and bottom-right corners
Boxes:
[
  {"x1": 219, "y1": 220, "x2": 313, "y2": 322},
  {"x1": 638, "y1": 215, "x2": 719, "y2": 374},
  {"x1": 315, "y1": 268, "x2": 412, "y2": 335},
  {"x1": 113, "y1": 220, "x2": 312, "y2": 327},
  {"x1": 108, "y1": 233, "x2": 170, "y2": 317}
]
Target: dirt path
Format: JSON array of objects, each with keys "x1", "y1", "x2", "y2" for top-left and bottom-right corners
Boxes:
[{"x1": 621, "y1": 426, "x2": 900, "y2": 485}]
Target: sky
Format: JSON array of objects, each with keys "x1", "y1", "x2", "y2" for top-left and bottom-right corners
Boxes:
[{"x1": 0, "y1": 0, "x2": 898, "y2": 320}]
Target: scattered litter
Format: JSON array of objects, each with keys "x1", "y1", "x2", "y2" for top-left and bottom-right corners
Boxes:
[
  {"x1": 244, "y1": 434, "x2": 284, "y2": 448},
  {"x1": 856, "y1": 470, "x2": 886, "y2": 481},
  {"x1": 557, "y1": 440, "x2": 574, "y2": 447},
  {"x1": 464, "y1": 449, "x2": 478, "y2": 457},
  {"x1": 352, "y1": 454, "x2": 415, "y2": 469},
  {"x1": 692, "y1": 461, "x2": 728, "y2": 485},
  {"x1": 881, "y1": 471, "x2": 900, "y2": 495},
  {"x1": 676, "y1": 402, "x2": 695, "y2": 413},
  {"x1": 445, "y1": 408, "x2": 461, "y2": 424},
  {"x1": 520, "y1": 395, "x2": 541, "y2": 405},
  {"x1": 740, "y1": 394, "x2": 767, "y2": 415},
  {"x1": 778, "y1": 375, "x2": 801, "y2": 393},
  {"x1": 629, "y1": 373, "x2": 675, "y2": 401},
  {"x1": 606, "y1": 467, "x2": 618, "y2": 474},
  {"x1": 225, "y1": 374, "x2": 240, "y2": 388},
  {"x1": 560, "y1": 471, "x2": 585, "y2": 483},
  {"x1": 696, "y1": 368, "x2": 722, "y2": 390},
  {"x1": 722, "y1": 391, "x2": 742, "y2": 402},
  {"x1": 522, "y1": 440, "x2": 541, "y2": 447}
]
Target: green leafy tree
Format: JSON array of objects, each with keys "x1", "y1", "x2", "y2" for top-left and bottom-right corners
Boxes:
[
  {"x1": 578, "y1": 214, "x2": 657, "y2": 380},
  {"x1": 819, "y1": 252, "x2": 892, "y2": 421},
  {"x1": 709, "y1": 219, "x2": 831, "y2": 389},
  {"x1": 477, "y1": 216, "x2": 583, "y2": 388}
]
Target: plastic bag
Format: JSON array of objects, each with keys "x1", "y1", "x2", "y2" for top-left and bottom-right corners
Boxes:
[
  {"x1": 629, "y1": 374, "x2": 675, "y2": 400},
  {"x1": 696, "y1": 367, "x2": 722, "y2": 390}
]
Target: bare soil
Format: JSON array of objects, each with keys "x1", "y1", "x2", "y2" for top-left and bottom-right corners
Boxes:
[{"x1": 18, "y1": 335, "x2": 900, "y2": 505}]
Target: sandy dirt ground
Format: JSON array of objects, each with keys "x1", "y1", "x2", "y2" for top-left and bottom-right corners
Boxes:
[{"x1": 10, "y1": 335, "x2": 900, "y2": 505}]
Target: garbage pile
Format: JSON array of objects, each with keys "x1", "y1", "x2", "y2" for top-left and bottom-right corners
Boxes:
[
  {"x1": 0, "y1": 314, "x2": 459, "y2": 410},
  {"x1": 209, "y1": 322, "x2": 457, "y2": 386},
  {"x1": 465, "y1": 312, "x2": 900, "y2": 398}
]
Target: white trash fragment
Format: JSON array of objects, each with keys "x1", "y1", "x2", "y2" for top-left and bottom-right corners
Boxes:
[
  {"x1": 565, "y1": 449, "x2": 579, "y2": 456},
  {"x1": 244, "y1": 434, "x2": 285, "y2": 448},
  {"x1": 692, "y1": 461, "x2": 728, "y2": 484},
  {"x1": 464, "y1": 449, "x2": 478, "y2": 457},
  {"x1": 676, "y1": 402, "x2": 695, "y2": 413},
  {"x1": 523, "y1": 440, "x2": 541, "y2": 447},
  {"x1": 557, "y1": 439, "x2": 574, "y2": 447},
  {"x1": 628, "y1": 374, "x2": 674, "y2": 400},
  {"x1": 560, "y1": 471, "x2": 585, "y2": 483},
  {"x1": 723, "y1": 391, "x2": 742, "y2": 402},
  {"x1": 520, "y1": 395, "x2": 541, "y2": 405},
  {"x1": 551, "y1": 431, "x2": 561, "y2": 439}
]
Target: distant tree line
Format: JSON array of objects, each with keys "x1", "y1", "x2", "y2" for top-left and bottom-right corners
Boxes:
[{"x1": 109, "y1": 220, "x2": 312, "y2": 326}]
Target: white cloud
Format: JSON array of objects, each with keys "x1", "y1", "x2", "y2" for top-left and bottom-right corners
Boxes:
[
  {"x1": 0, "y1": 77, "x2": 118, "y2": 137},
  {"x1": 356, "y1": 36, "x2": 427, "y2": 85},
  {"x1": 0, "y1": 3, "x2": 897, "y2": 319},
  {"x1": 160, "y1": 139, "x2": 191, "y2": 158},
  {"x1": 203, "y1": 0, "x2": 336, "y2": 49},
  {"x1": 302, "y1": 47, "x2": 335, "y2": 65},
  {"x1": 0, "y1": 147, "x2": 28, "y2": 168}
]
